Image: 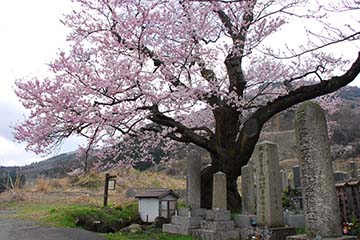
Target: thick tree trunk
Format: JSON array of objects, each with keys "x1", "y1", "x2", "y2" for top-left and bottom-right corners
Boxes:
[{"x1": 200, "y1": 165, "x2": 242, "y2": 211}]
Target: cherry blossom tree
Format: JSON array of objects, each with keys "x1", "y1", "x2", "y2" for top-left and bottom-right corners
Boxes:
[{"x1": 14, "y1": 0, "x2": 360, "y2": 209}]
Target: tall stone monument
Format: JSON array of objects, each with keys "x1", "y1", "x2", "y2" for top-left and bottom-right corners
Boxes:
[
  {"x1": 288, "y1": 101, "x2": 356, "y2": 240},
  {"x1": 163, "y1": 150, "x2": 205, "y2": 235},
  {"x1": 254, "y1": 141, "x2": 284, "y2": 227},
  {"x1": 212, "y1": 171, "x2": 227, "y2": 210},
  {"x1": 241, "y1": 163, "x2": 256, "y2": 215},
  {"x1": 187, "y1": 150, "x2": 201, "y2": 209}
]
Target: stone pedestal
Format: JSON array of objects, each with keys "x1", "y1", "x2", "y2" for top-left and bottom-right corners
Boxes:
[
  {"x1": 269, "y1": 227, "x2": 296, "y2": 240},
  {"x1": 162, "y1": 207, "x2": 206, "y2": 235},
  {"x1": 192, "y1": 209, "x2": 239, "y2": 240},
  {"x1": 287, "y1": 235, "x2": 357, "y2": 240},
  {"x1": 233, "y1": 214, "x2": 256, "y2": 228},
  {"x1": 283, "y1": 212, "x2": 305, "y2": 228}
]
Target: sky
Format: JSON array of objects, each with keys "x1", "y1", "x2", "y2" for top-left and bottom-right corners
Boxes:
[
  {"x1": 0, "y1": 0, "x2": 80, "y2": 166},
  {"x1": 0, "y1": 1, "x2": 359, "y2": 167}
]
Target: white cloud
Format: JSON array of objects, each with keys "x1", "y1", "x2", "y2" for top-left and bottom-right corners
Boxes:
[{"x1": 0, "y1": 136, "x2": 44, "y2": 166}]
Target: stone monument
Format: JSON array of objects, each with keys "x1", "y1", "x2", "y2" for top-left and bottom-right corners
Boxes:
[
  {"x1": 163, "y1": 150, "x2": 206, "y2": 235},
  {"x1": 287, "y1": 101, "x2": 356, "y2": 240},
  {"x1": 192, "y1": 171, "x2": 239, "y2": 240},
  {"x1": 280, "y1": 170, "x2": 289, "y2": 192},
  {"x1": 241, "y1": 163, "x2": 256, "y2": 215},
  {"x1": 252, "y1": 141, "x2": 296, "y2": 240},
  {"x1": 234, "y1": 163, "x2": 256, "y2": 230},
  {"x1": 255, "y1": 141, "x2": 284, "y2": 227}
]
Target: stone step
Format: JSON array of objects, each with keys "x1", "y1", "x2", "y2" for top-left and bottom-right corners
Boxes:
[
  {"x1": 170, "y1": 216, "x2": 203, "y2": 226},
  {"x1": 201, "y1": 220, "x2": 235, "y2": 231},
  {"x1": 178, "y1": 208, "x2": 207, "y2": 217},
  {"x1": 162, "y1": 224, "x2": 199, "y2": 236},
  {"x1": 192, "y1": 229, "x2": 239, "y2": 240},
  {"x1": 206, "y1": 209, "x2": 231, "y2": 221}
]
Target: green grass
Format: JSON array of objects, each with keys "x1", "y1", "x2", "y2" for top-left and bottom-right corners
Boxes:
[
  {"x1": 42, "y1": 202, "x2": 139, "y2": 228},
  {"x1": 105, "y1": 227, "x2": 195, "y2": 240},
  {"x1": 0, "y1": 202, "x2": 195, "y2": 239}
]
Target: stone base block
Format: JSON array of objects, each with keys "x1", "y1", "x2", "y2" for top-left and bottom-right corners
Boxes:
[
  {"x1": 284, "y1": 212, "x2": 305, "y2": 228},
  {"x1": 178, "y1": 208, "x2": 207, "y2": 217},
  {"x1": 233, "y1": 214, "x2": 256, "y2": 228},
  {"x1": 171, "y1": 216, "x2": 203, "y2": 226},
  {"x1": 269, "y1": 227, "x2": 296, "y2": 240},
  {"x1": 237, "y1": 226, "x2": 296, "y2": 240},
  {"x1": 192, "y1": 229, "x2": 239, "y2": 240},
  {"x1": 206, "y1": 209, "x2": 231, "y2": 221},
  {"x1": 201, "y1": 220, "x2": 235, "y2": 231},
  {"x1": 286, "y1": 234, "x2": 358, "y2": 240},
  {"x1": 162, "y1": 224, "x2": 199, "y2": 235}
]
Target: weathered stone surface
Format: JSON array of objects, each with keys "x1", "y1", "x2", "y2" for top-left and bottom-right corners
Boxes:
[
  {"x1": 254, "y1": 141, "x2": 284, "y2": 227},
  {"x1": 201, "y1": 221, "x2": 234, "y2": 231},
  {"x1": 295, "y1": 101, "x2": 342, "y2": 238},
  {"x1": 283, "y1": 212, "x2": 305, "y2": 228},
  {"x1": 170, "y1": 216, "x2": 203, "y2": 226},
  {"x1": 178, "y1": 207, "x2": 207, "y2": 217},
  {"x1": 187, "y1": 150, "x2": 201, "y2": 209},
  {"x1": 286, "y1": 235, "x2": 357, "y2": 240},
  {"x1": 212, "y1": 171, "x2": 227, "y2": 210},
  {"x1": 233, "y1": 214, "x2": 256, "y2": 228},
  {"x1": 162, "y1": 224, "x2": 198, "y2": 235},
  {"x1": 241, "y1": 164, "x2": 256, "y2": 215},
  {"x1": 192, "y1": 229, "x2": 239, "y2": 240},
  {"x1": 206, "y1": 209, "x2": 231, "y2": 222}
]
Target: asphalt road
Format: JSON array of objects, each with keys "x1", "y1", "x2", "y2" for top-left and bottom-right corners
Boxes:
[{"x1": 0, "y1": 211, "x2": 106, "y2": 240}]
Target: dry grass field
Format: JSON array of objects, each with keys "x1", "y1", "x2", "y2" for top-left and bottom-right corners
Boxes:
[{"x1": 0, "y1": 168, "x2": 186, "y2": 208}]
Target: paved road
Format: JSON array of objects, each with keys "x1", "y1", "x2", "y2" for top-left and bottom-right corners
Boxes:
[{"x1": 0, "y1": 211, "x2": 106, "y2": 240}]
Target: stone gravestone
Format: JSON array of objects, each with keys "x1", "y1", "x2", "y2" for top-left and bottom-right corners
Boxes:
[
  {"x1": 233, "y1": 163, "x2": 256, "y2": 231},
  {"x1": 350, "y1": 161, "x2": 358, "y2": 179},
  {"x1": 192, "y1": 172, "x2": 239, "y2": 240},
  {"x1": 255, "y1": 141, "x2": 284, "y2": 227},
  {"x1": 280, "y1": 170, "x2": 289, "y2": 192},
  {"x1": 288, "y1": 101, "x2": 356, "y2": 240},
  {"x1": 212, "y1": 171, "x2": 227, "y2": 209},
  {"x1": 187, "y1": 150, "x2": 201, "y2": 209},
  {"x1": 241, "y1": 163, "x2": 256, "y2": 215},
  {"x1": 163, "y1": 150, "x2": 205, "y2": 235}
]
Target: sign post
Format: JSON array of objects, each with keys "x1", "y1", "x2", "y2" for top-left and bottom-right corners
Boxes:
[{"x1": 104, "y1": 173, "x2": 116, "y2": 207}]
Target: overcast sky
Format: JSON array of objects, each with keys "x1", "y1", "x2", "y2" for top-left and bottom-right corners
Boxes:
[
  {"x1": 0, "y1": 0, "x2": 79, "y2": 166},
  {"x1": 0, "y1": 1, "x2": 359, "y2": 167}
]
